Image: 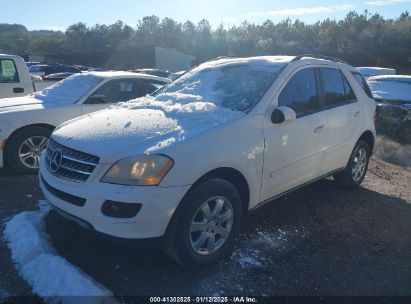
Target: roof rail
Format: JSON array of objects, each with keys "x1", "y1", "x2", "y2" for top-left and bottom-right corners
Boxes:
[{"x1": 291, "y1": 54, "x2": 349, "y2": 65}]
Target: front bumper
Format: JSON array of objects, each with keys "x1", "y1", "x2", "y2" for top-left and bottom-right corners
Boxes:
[{"x1": 39, "y1": 154, "x2": 190, "y2": 239}]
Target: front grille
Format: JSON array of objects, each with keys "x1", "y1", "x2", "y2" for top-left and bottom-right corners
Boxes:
[{"x1": 45, "y1": 138, "x2": 100, "y2": 182}]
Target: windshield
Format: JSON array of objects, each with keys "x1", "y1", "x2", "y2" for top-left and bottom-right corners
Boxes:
[
  {"x1": 33, "y1": 74, "x2": 104, "y2": 104},
  {"x1": 154, "y1": 60, "x2": 285, "y2": 112}
]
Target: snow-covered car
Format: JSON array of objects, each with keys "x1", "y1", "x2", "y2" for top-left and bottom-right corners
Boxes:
[
  {"x1": 357, "y1": 67, "x2": 396, "y2": 78},
  {"x1": 367, "y1": 75, "x2": 411, "y2": 143},
  {"x1": 40, "y1": 55, "x2": 376, "y2": 267},
  {"x1": 0, "y1": 72, "x2": 169, "y2": 173}
]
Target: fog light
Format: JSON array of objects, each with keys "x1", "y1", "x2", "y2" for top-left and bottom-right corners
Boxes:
[{"x1": 101, "y1": 200, "x2": 142, "y2": 218}]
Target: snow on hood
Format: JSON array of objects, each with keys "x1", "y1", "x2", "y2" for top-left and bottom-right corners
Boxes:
[
  {"x1": 53, "y1": 95, "x2": 243, "y2": 160},
  {"x1": 53, "y1": 56, "x2": 289, "y2": 160},
  {"x1": 33, "y1": 74, "x2": 103, "y2": 104},
  {"x1": 368, "y1": 79, "x2": 411, "y2": 102}
]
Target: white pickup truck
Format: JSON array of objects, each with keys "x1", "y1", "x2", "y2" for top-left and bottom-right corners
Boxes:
[{"x1": 0, "y1": 54, "x2": 57, "y2": 99}]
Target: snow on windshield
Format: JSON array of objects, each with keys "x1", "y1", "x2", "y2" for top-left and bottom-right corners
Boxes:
[
  {"x1": 33, "y1": 74, "x2": 103, "y2": 104},
  {"x1": 153, "y1": 57, "x2": 288, "y2": 112},
  {"x1": 368, "y1": 78, "x2": 411, "y2": 102}
]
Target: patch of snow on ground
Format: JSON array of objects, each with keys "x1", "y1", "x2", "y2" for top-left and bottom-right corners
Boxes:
[
  {"x1": 3, "y1": 201, "x2": 113, "y2": 303},
  {"x1": 231, "y1": 227, "x2": 306, "y2": 269}
]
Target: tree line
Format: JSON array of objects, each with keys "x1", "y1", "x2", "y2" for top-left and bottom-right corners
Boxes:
[{"x1": 0, "y1": 11, "x2": 410, "y2": 72}]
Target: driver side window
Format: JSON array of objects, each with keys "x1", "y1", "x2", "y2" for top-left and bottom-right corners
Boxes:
[
  {"x1": 85, "y1": 79, "x2": 142, "y2": 104},
  {"x1": 278, "y1": 68, "x2": 320, "y2": 117}
]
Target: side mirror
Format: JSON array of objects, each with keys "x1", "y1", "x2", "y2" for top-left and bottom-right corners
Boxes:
[{"x1": 271, "y1": 106, "x2": 296, "y2": 124}]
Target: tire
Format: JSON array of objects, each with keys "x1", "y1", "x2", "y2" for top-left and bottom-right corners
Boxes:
[
  {"x1": 334, "y1": 139, "x2": 370, "y2": 188},
  {"x1": 163, "y1": 178, "x2": 243, "y2": 268},
  {"x1": 5, "y1": 126, "x2": 52, "y2": 174}
]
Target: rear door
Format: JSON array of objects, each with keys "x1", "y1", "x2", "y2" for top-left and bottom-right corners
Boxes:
[{"x1": 318, "y1": 67, "x2": 363, "y2": 173}]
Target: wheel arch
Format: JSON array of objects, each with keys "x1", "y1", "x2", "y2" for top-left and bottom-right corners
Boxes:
[
  {"x1": 357, "y1": 130, "x2": 375, "y2": 155},
  {"x1": 187, "y1": 167, "x2": 251, "y2": 214},
  {"x1": 3, "y1": 123, "x2": 55, "y2": 154}
]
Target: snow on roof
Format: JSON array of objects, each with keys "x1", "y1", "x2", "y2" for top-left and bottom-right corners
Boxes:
[
  {"x1": 200, "y1": 56, "x2": 294, "y2": 69},
  {"x1": 3, "y1": 201, "x2": 112, "y2": 298}
]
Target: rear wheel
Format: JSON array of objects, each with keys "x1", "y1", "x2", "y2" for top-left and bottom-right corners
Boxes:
[
  {"x1": 334, "y1": 140, "x2": 370, "y2": 188},
  {"x1": 163, "y1": 178, "x2": 243, "y2": 268},
  {"x1": 5, "y1": 126, "x2": 52, "y2": 174}
]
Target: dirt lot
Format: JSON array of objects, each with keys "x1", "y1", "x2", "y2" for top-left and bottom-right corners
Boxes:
[{"x1": 0, "y1": 138, "x2": 410, "y2": 299}]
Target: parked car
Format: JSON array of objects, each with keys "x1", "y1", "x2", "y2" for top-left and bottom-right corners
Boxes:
[
  {"x1": 39, "y1": 55, "x2": 376, "y2": 267},
  {"x1": 0, "y1": 71, "x2": 170, "y2": 173},
  {"x1": 357, "y1": 67, "x2": 396, "y2": 78},
  {"x1": 368, "y1": 75, "x2": 411, "y2": 143},
  {"x1": 25, "y1": 61, "x2": 41, "y2": 67},
  {"x1": 29, "y1": 64, "x2": 81, "y2": 78},
  {"x1": 0, "y1": 54, "x2": 58, "y2": 99},
  {"x1": 131, "y1": 68, "x2": 171, "y2": 78},
  {"x1": 43, "y1": 72, "x2": 77, "y2": 81}
]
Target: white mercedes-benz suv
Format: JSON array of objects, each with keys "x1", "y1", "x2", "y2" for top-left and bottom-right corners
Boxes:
[{"x1": 39, "y1": 55, "x2": 376, "y2": 267}]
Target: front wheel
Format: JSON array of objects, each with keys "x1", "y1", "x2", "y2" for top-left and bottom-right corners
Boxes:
[
  {"x1": 334, "y1": 140, "x2": 370, "y2": 188},
  {"x1": 5, "y1": 126, "x2": 52, "y2": 174},
  {"x1": 163, "y1": 178, "x2": 243, "y2": 268}
]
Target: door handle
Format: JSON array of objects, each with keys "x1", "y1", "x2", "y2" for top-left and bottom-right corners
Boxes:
[
  {"x1": 13, "y1": 87, "x2": 24, "y2": 93},
  {"x1": 314, "y1": 125, "x2": 325, "y2": 133},
  {"x1": 354, "y1": 111, "x2": 361, "y2": 117}
]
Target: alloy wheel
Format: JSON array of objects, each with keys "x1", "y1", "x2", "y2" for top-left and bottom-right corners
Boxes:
[
  {"x1": 189, "y1": 196, "x2": 234, "y2": 255},
  {"x1": 352, "y1": 147, "x2": 367, "y2": 182},
  {"x1": 18, "y1": 136, "x2": 48, "y2": 169}
]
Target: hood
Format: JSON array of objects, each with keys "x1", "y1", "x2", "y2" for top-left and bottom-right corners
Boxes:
[
  {"x1": 0, "y1": 96, "x2": 42, "y2": 109},
  {"x1": 52, "y1": 96, "x2": 244, "y2": 163}
]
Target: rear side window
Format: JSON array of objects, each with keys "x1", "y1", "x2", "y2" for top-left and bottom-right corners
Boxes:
[
  {"x1": 320, "y1": 68, "x2": 357, "y2": 108},
  {"x1": 352, "y1": 72, "x2": 373, "y2": 98},
  {"x1": 0, "y1": 59, "x2": 19, "y2": 83},
  {"x1": 279, "y1": 68, "x2": 320, "y2": 117}
]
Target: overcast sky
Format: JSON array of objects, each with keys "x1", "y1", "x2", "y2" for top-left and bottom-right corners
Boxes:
[{"x1": 3, "y1": 0, "x2": 411, "y2": 31}]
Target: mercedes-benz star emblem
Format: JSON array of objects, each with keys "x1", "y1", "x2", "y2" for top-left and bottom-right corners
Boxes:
[{"x1": 49, "y1": 149, "x2": 63, "y2": 173}]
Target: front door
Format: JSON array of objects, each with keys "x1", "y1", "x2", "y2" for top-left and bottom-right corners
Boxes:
[{"x1": 261, "y1": 67, "x2": 327, "y2": 201}]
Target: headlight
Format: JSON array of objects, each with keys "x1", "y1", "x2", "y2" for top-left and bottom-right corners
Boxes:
[{"x1": 101, "y1": 155, "x2": 174, "y2": 186}]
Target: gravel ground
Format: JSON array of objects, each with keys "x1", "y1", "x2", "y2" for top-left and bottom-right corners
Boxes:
[{"x1": 0, "y1": 137, "x2": 410, "y2": 299}]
